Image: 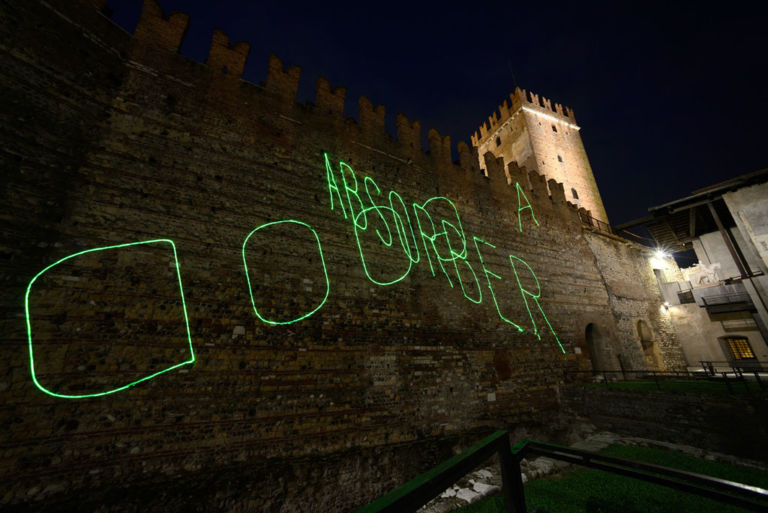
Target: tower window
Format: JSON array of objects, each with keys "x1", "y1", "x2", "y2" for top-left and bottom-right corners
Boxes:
[
  {"x1": 552, "y1": 124, "x2": 557, "y2": 133},
  {"x1": 571, "y1": 188, "x2": 579, "y2": 200},
  {"x1": 557, "y1": 155, "x2": 563, "y2": 162},
  {"x1": 495, "y1": 137, "x2": 501, "y2": 147}
]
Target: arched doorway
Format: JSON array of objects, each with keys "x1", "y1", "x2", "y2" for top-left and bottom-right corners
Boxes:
[
  {"x1": 637, "y1": 320, "x2": 660, "y2": 368},
  {"x1": 585, "y1": 323, "x2": 609, "y2": 372}
]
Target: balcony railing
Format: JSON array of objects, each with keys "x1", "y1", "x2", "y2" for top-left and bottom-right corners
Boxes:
[
  {"x1": 578, "y1": 210, "x2": 612, "y2": 234},
  {"x1": 701, "y1": 292, "x2": 753, "y2": 306}
]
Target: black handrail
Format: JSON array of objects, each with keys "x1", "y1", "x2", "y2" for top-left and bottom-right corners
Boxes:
[
  {"x1": 700, "y1": 360, "x2": 767, "y2": 375},
  {"x1": 356, "y1": 431, "x2": 768, "y2": 513},
  {"x1": 564, "y1": 366, "x2": 766, "y2": 391},
  {"x1": 514, "y1": 439, "x2": 768, "y2": 512},
  {"x1": 353, "y1": 430, "x2": 520, "y2": 513}
]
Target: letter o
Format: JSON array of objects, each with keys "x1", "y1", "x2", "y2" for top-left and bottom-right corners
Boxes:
[{"x1": 242, "y1": 220, "x2": 330, "y2": 325}]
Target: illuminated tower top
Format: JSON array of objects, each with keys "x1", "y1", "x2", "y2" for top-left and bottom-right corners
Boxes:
[{"x1": 471, "y1": 88, "x2": 609, "y2": 224}]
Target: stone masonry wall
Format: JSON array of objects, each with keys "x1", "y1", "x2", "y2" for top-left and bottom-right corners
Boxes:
[
  {"x1": 583, "y1": 231, "x2": 687, "y2": 371},
  {"x1": 564, "y1": 386, "x2": 768, "y2": 461},
  {"x1": 0, "y1": 1, "x2": 680, "y2": 511}
]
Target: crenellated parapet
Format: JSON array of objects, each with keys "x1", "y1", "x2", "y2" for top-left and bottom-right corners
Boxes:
[
  {"x1": 471, "y1": 87, "x2": 578, "y2": 147},
  {"x1": 315, "y1": 77, "x2": 345, "y2": 118},
  {"x1": 94, "y1": 0, "x2": 586, "y2": 230},
  {"x1": 265, "y1": 54, "x2": 301, "y2": 106},
  {"x1": 132, "y1": 0, "x2": 189, "y2": 53},
  {"x1": 206, "y1": 30, "x2": 249, "y2": 79}
]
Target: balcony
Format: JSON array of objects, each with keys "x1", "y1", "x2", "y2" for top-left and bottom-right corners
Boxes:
[{"x1": 697, "y1": 288, "x2": 755, "y2": 314}]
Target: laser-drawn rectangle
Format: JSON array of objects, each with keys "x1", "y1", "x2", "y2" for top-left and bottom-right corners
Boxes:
[{"x1": 24, "y1": 239, "x2": 195, "y2": 399}]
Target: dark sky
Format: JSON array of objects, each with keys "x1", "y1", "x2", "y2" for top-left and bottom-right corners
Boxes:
[{"x1": 105, "y1": 0, "x2": 768, "y2": 227}]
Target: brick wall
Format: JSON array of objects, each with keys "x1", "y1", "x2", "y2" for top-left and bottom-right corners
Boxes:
[{"x1": 0, "y1": 1, "x2": 681, "y2": 510}]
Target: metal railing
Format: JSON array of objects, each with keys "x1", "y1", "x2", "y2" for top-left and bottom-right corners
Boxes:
[
  {"x1": 510, "y1": 439, "x2": 768, "y2": 512},
  {"x1": 564, "y1": 365, "x2": 766, "y2": 393},
  {"x1": 578, "y1": 210, "x2": 613, "y2": 234},
  {"x1": 354, "y1": 430, "x2": 520, "y2": 513},
  {"x1": 701, "y1": 293, "x2": 753, "y2": 306},
  {"x1": 355, "y1": 431, "x2": 768, "y2": 512},
  {"x1": 700, "y1": 360, "x2": 766, "y2": 375}
]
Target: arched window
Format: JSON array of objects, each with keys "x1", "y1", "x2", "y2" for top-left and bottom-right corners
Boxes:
[
  {"x1": 495, "y1": 137, "x2": 501, "y2": 147},
  {"x1": 571, "y1": 188, "x2": 579, "y2": 200}
]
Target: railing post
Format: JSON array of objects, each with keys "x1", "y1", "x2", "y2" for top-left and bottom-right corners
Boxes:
[
  {"x1": 653, "y1": 371, "x2": 660, "y2": 390},
  {"x1": 722, "y1": 372, "x2": 733, "y2": 394},
  {"x1": 755, "y1": 371, "x2": 764, "y2": 390},
  {"x1": 501, "y1": 437, "x2": 526, "y2": 513}
]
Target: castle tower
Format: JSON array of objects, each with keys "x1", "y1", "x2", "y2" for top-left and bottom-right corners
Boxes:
[{"x1": 471, "y1": 88, "x2": 609, "y2": 224}]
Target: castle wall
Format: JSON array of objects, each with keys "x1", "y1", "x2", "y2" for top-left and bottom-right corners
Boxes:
[
  {"x1": 582, "y1": 231, "x2": 687, "y2": 370},
  {"x1": 1, "y1": 1, "x2": 680, "y2": 511}
]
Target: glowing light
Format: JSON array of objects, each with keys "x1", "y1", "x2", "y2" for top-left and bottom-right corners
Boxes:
[
  {"x1": 341, "y1": 160, "x2": 367, "y2": 230},
  {"x1": 521, "y1": 106, "x2": 580, "y2": 130},
  {"x1": 243, "y1": 220, "x2": 330, "y2": 325},
  {"x1": 323, "y1": 152, "x2": 563, "y2": 348},
  {"x1": 352, "y1": 176, "x2": 413, "y2": 286},
  {"x1": 509, "y1": 254, "x2": 564, "y2": 353},
  {"x1": 473, "y1": 236, "x2": 523, "y2": 332},
  {"x1": 324, "y1": 153, "x2": 347, "y2": 219},
  {"x1": 515, "y1": 182, "x2": 539, "y2": 232},
  {"x1": 24, "y1": 239, "x2": 195, "y2": 399},
  {"x1": 654, "y1": 250, "x2": 668, "y2": 260}
]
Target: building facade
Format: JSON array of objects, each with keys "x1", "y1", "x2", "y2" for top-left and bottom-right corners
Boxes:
[{"x1": 628, "y1": 171, "x2": 768, "y2": 369}]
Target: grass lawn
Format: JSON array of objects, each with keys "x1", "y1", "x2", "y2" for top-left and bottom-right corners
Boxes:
[
  {"x1": 582, "y1": 379, "x2": 762, "y2": 395},
  {"x1": 452, "y1": 444, "x2": 768, "y2": 513}
]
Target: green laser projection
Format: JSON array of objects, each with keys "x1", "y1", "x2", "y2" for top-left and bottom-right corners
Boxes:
[
  {"x1": 509, "y1": 254, "x2": 564, "y2": 352},
  {"x1": 243, "y1": 219, "x2": 330, "y2": 325},
  {"x1": 515, "y1": 182, "x2": 539, "y2": 232},
  {"x1": 473, "y1": 236, "x2": 524, "y2": 332},
  {"x1": 324, "y1": 153, "x2": 563, "y2": 353},
  {"x1": 324, "y1": 152, "x2": 347, "y2": 219},
  {"x1": 24, "y1": 239, "x2": 195, "y2": 399}
]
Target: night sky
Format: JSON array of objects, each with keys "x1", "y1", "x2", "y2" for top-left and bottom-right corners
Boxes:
[{"x1": 105, "y1": 0, "x2": 768, "y2": 228}]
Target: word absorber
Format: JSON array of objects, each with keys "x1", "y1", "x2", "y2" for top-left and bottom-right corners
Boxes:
[{"x1": 323, "y1": 153, "x2": 563, "y2": 353}]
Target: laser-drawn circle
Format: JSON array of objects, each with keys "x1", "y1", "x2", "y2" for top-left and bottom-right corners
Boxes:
[{"x1": 242, "y1": 220, "x2": 330, "y2": 325}]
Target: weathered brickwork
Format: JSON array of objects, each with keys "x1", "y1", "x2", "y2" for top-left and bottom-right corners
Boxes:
[{"x1": 1, "y1": 1, "x2": 681, "y2": 510}]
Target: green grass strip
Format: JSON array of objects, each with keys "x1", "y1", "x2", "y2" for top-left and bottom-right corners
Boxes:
[
  {"x1": 454, "y1": 444, "x2": 767, "y2": 513},
  {"x1": 355, "y1": 430, "x2": 507, "y2": 513}
]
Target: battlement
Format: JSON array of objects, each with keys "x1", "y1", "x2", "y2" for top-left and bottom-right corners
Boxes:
[
  {"x1": 92, "y1": 0, "x2": 583, "y2": 225},
  {"x1": 470, "y1": 88, "x2": 578, "y2": 147}
]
